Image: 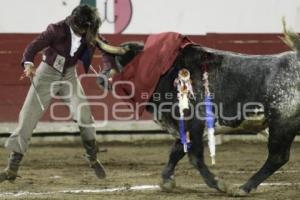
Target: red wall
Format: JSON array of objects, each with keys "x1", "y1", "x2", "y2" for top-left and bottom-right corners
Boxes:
[{"x1": 0, "y1": 33, "x2": 290, "y2": 122}]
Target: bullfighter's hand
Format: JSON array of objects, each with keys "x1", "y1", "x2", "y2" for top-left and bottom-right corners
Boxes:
[
  {"x1": 24, "y1": 63, "x2": 36, "y2": 78},
  {"x1": 96, "y1": 68, "x2": 116, "y2": 91},
  {"x1": 108, "y1": 68, "x2": 117, "y2": 82}
]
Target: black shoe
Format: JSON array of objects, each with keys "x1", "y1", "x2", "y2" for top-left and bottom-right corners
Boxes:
[
  {"x1": 0, "y1": 152, "x2": 23, "y2": 183},
  {"x1": 82, "y1": 140, "x2": 106, "y2": 179},
  {"x1": 89, "y1": 159, "x2": 106, "y2": 179},
  {"x1": 0, "y1": 168, "x2": 21, "y2": 183}
]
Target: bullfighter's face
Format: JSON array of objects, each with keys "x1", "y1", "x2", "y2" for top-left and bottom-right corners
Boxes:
[{"x1": 72, "y1": 23, "x2": 87, "y2": 36}]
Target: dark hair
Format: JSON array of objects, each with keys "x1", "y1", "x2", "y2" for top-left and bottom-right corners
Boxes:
[{"x1": 67, "y1": 4, "x2": 101, "y2": 45}]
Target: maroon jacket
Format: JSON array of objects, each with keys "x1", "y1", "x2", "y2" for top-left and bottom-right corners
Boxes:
[{"x1": 21, "y1": 20, "x2": 114, "y2": 73}]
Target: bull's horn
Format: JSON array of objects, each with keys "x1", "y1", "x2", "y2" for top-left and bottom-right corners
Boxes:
[
  {"x1": 96, "y1": 38, "x2": 128, "y2": 55},
  {"x1": 279, "y1": 17, "x2": 300, "y2": 50}
]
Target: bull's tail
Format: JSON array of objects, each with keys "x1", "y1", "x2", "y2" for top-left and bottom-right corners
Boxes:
[{"x1": 279, "y1": 17, "x2": 300, "y2": 59}]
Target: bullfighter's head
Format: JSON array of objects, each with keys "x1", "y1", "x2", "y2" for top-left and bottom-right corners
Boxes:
[{"x1": 67, "y1": 4, "x2": 101, "y2": 45}]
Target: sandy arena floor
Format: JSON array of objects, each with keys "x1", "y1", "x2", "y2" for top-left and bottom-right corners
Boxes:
[{"x1": 0, "y1": 140, "x2": 299, "y2": 200}]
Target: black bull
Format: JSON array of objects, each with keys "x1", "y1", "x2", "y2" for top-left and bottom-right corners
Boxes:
[{"x1": 111, "y1": 35, "x2": 300, "y2": 196}]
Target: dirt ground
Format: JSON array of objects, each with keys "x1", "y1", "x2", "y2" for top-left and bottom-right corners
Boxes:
[{"x1": 0, "y1": 140, "x2": 299, "y2": 200}]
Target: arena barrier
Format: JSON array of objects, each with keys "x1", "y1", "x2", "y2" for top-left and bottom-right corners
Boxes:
[{"x1": 0, "y1": 120, "x2": 299, "y2": 145}]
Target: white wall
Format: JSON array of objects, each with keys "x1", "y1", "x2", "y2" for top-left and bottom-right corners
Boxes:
[
  {"x1": 0, "y1": 0, "x2": 299, "y2": 34},
  {"x1": 126, "y1": 0, "x2": 300, "y2": 34}
]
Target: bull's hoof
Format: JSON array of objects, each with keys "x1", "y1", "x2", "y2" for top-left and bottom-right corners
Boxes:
[
  {"x1": 227, "y1": 186, "x2": 249, "y2": 197},
  {"x1": 216, "y1": 179, "x2": 230, "y2": 193},
  {"x1": 160, "y1": 178, "x2": 176, "y2": 192}
]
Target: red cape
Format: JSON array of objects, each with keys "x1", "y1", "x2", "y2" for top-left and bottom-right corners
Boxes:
[{"x1": 112, "y1": 32, "x2": 193, "y2": 115}]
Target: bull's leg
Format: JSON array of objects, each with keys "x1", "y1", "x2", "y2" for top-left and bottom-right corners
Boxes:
[
  {"x1": 188, "y1": 122, "x2": 228, "y2": 193},
  {"x1": 160, "y1": 138, "x2": 185, "y2": 191},
  {"x1": 231, "y1": 122, "x2": 297, "y2": 196}
]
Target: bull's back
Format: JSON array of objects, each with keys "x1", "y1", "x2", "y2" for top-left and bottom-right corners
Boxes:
[{"x1": 206, "y1": 50, "x2": 300, "y2": 126}]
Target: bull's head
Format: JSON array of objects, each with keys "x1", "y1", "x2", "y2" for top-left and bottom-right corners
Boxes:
[
  {"x1": 114, "y1": 41, "x2": 144, "y2": 72},
  {"x1": 96, "y1": 41, "x2": 144, "y2": 90}
]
